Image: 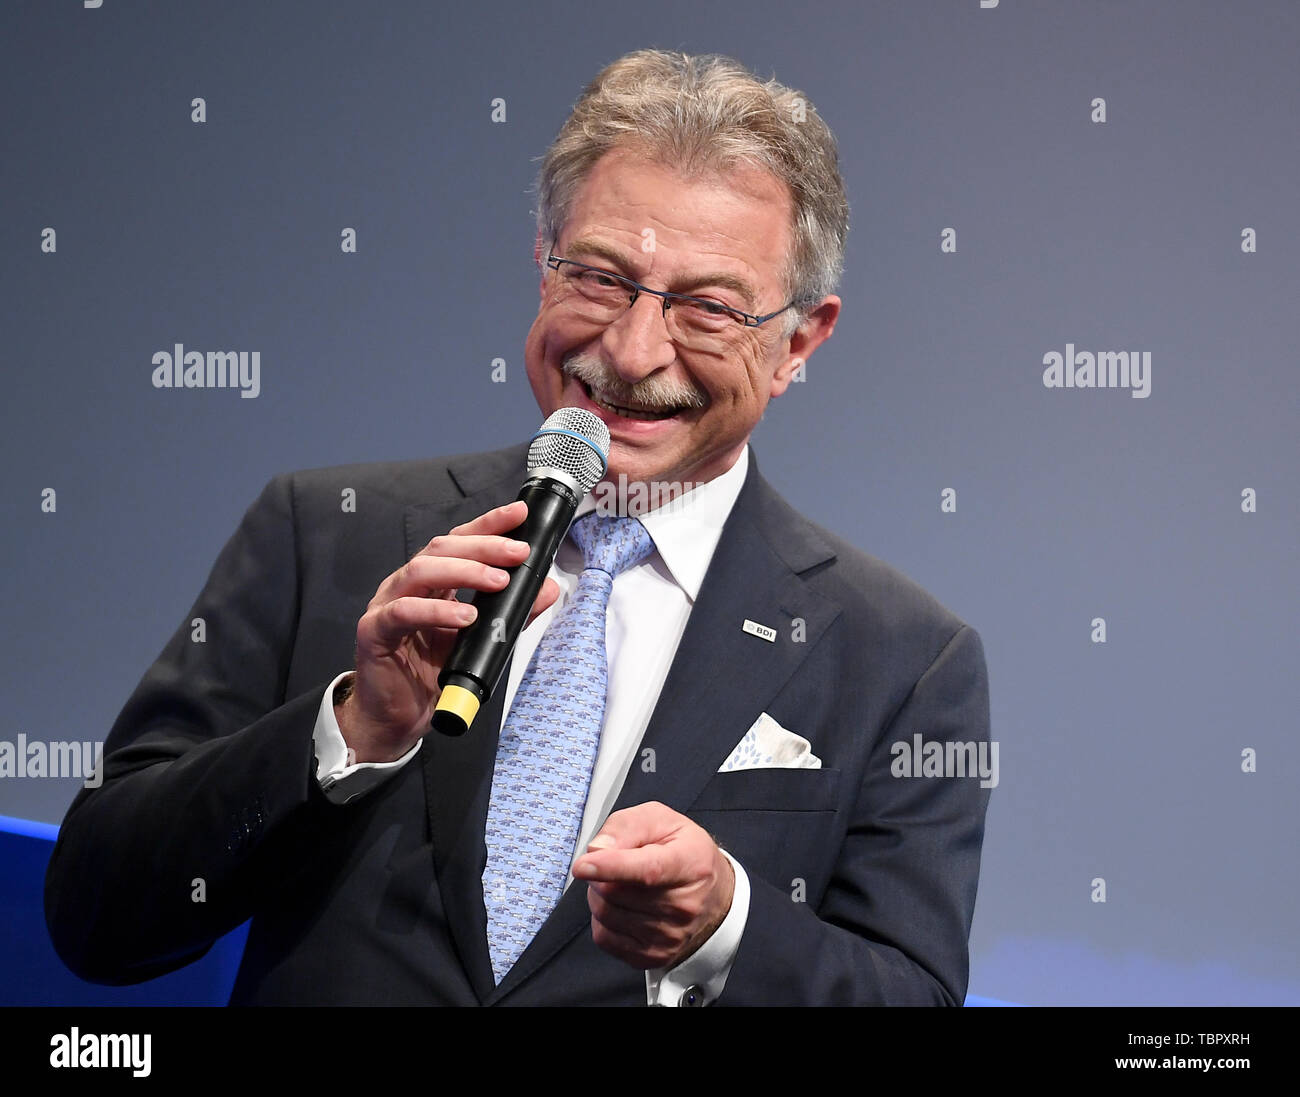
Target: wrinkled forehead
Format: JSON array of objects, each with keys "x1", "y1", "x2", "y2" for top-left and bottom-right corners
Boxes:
[{"x1": 554, "y1": 144, "x2": 796, "y2": 286}]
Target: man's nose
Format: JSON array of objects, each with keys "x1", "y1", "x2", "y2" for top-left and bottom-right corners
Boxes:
[{"x1": 598, "y1": 293, "x2": 677, "y2": 383}]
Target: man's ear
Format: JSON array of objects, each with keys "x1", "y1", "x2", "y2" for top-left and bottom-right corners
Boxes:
[{"x1": 770, "y1": 295, "x2": 841, "y2": 397}]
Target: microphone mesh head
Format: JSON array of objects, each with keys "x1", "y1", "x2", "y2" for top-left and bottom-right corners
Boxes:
[{"x1": 527, "y1": 408, "x2": 610, "y2": 493}]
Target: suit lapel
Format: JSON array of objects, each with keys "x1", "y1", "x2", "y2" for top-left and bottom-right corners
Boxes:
[
  {"x1": 610, "y1": 478, "x2": 842, "y2": 817},
  {"x1": 418, "y1": 682, "x2": 504, "y2": 1001},
  {"x1": 488, "y1": 457, "x2": 841, "y2": 1002},
  {"x1": 404, "y1": 445, "x2": 528, "y2": 1003}
]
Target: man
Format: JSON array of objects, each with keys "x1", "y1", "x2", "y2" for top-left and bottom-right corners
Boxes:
[{"x1": 46, "y1": 50, "x2": 991, "y2": 1005}]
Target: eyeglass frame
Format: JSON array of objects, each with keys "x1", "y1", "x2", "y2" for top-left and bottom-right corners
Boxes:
[{"x1": 545, "y1": 253, "x2": 799, "y2": 330}]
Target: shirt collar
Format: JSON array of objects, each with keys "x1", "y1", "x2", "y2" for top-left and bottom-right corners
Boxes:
[{"x1": 573, "y1": 446, "x2": 749, "y2": 602}]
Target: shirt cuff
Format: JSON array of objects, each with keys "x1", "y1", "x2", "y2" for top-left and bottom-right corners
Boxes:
[
  {"x1": 645, "y1": 849, "x2": 750, "y2": 1006},
  {"x1": 313, "y1": 671, "x2": 422, "y2": 805}
]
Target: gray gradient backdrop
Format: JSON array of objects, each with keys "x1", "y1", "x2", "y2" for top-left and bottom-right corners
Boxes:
[{"x1": 2, "y1": 1, "x2": 1296, "y2": 1006}]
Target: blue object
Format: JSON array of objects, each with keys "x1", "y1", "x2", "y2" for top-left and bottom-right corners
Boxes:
[{"x1": 0, "y1": 818, "x2": 248, "y2": 1005}]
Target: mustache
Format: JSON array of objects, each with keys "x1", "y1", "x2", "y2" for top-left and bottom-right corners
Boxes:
[{"x1": 562, "y1": 353, "x2": 707, "y2": 411}]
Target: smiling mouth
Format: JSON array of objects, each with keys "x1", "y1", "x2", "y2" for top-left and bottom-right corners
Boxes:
[{"x1": 581, "y1": 380, "x2": 683, "y2": 421}]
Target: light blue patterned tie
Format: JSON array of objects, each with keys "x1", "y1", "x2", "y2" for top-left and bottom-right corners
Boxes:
[{"x1": 482, "y1": 513, "x2": 655, "y2": 984}]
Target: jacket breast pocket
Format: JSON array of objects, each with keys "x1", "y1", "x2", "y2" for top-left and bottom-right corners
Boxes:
[
  {"x1": 689, "y1": 767, "x2": 841, "y2": 813},
  {"x1": 688, "y1": 769, "x2": 843, "y2": 899}
]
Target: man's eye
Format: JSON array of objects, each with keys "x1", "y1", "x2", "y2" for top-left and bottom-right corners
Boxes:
[
  {"x1": 576, "y1": 269, "x2": 622, "y2": 288},
  {"x1": 680, "y1": 296, "x2": 740, "y2": 320}
]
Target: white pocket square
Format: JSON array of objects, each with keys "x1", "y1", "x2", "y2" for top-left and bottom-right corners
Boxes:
[{"x1": 718, "y1": 712, "x2": 822, "y2": 772}]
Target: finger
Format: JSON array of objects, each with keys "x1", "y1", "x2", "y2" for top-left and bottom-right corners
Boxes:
[
  {"x1": 580, "y1": 801, "x2": 679, "y2": 858},
  {"x1": 359, "y1": 595, "x2": 479, "y2": 651},
  {"x1": 587, "y1": 888, "x2": 675, "y2": 949},
  {"x1": 445, "y1": 500, "x2": 528, "y2": 539},
  {"x1": 588, "y1": 922, "x2": 655, "y2": 970},
  {"x1": 586, "y1": 878, "x2": 683, "y2": 920},
  {"x1": 415, "y1": 533, "x2": 531, "y2": 566},
  {"x1": 376, "y1": 556, "x2": 512, "y2": 605},
  {"x1": 587, "y1": 904, "x2": 676, "y2": 970},
  {"x1": 573, "y1": 844, "x2": 679, "y2": 887},
  {"x1": 525, "y1": 577, "x2": 560, "y2": 627}
]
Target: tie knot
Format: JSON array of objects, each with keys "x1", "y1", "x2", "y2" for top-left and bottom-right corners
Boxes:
[{"x1": 568, "y1": 513, "x2": 654, "y2": 578}]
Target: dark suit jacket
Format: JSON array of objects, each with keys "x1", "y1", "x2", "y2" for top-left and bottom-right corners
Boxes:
[{"x1": 45, "y1": 444, "x2": 991, "y2": 1005}]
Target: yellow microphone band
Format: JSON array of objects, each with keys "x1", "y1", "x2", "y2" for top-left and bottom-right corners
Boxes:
[{"x1": 434, "y1": 684, "x2": 481, "y2": 729}]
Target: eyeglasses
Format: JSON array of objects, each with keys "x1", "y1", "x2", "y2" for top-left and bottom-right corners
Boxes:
[{"x1": 545, "y1": 254, "x2": 796, "y2": 346}]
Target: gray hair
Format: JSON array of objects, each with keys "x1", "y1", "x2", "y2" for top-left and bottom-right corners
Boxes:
[{"x1": 535, "y1": 49, "x2": 849, "y2": 332}]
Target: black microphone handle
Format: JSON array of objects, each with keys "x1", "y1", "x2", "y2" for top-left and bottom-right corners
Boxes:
[{"x1": 430, "y1": 475, "x2": 579, "y2": 736}]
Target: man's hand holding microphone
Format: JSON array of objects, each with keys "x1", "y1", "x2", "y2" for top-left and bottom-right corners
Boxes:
[{"x1": 332, "y1": 409, "x2": 735, "y2": 973}]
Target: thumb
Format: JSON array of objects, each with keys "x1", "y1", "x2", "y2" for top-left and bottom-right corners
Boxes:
[{"x1": 586, "y1": 801, "x2": 672, "y2": 854}]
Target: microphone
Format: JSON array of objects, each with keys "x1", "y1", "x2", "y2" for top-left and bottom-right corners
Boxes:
[{"x1": 430, "y1": 408, "x2": 611, "y2": 737}]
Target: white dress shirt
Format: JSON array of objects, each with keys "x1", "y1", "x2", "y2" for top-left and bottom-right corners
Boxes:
[{"x1": 312, "y1": 447, "x2": 753, "y2": 1006}]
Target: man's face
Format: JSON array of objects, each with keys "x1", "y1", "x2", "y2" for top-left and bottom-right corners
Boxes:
[{"x1": 524, "y1": 146, "x2": 838, "y2": 489}]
